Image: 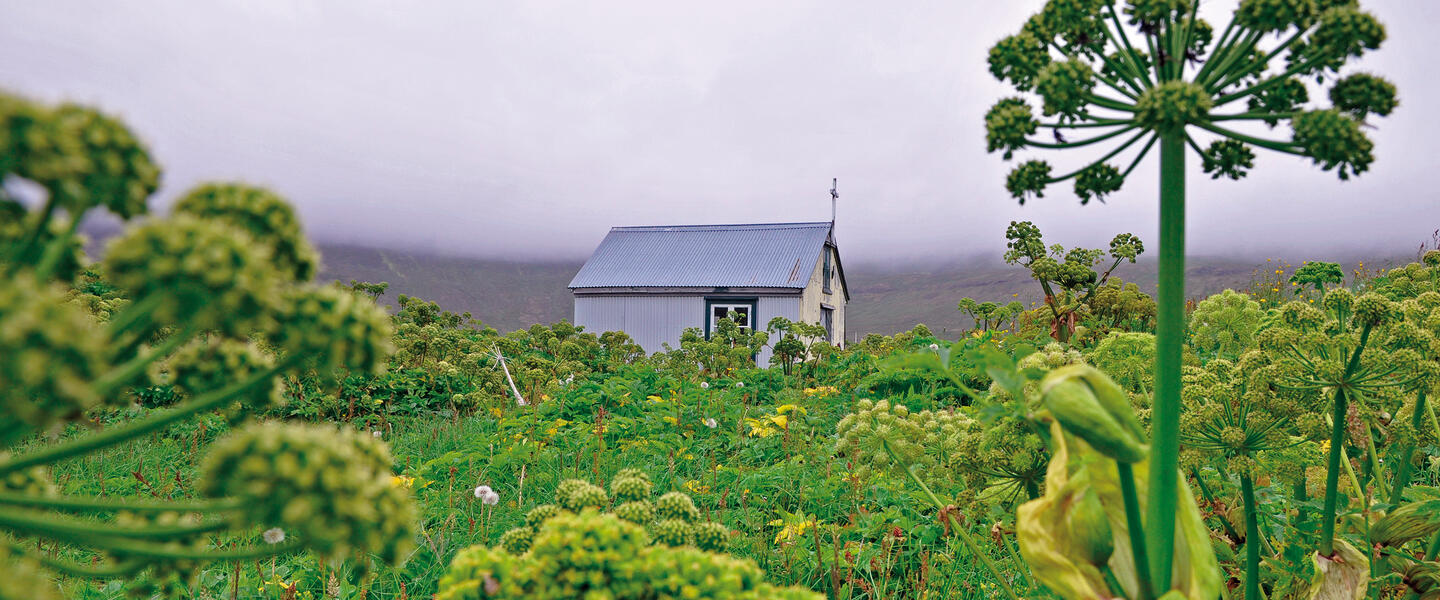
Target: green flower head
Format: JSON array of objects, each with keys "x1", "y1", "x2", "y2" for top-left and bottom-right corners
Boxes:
[
  {"x1": 654, "y1": 491, "x2": 700, "y2": 522},
  {"x1": 1124, "y1": 0, "x2": 1192, "y2": 27},
  {"x1": 1200, "y1": 139, "x2": 1256, "y2": 180},
  {"x1": 988, "y1": 32, "x2": 1051, "y2": 92},
  {"x1": 1235, "y1": 0, "x2": 1320, "y2": 33},
  {"x1": 693, "y1": 521, "x2": 730, "y2": 552},
  {"x1": 1074, "y1": 163, "x2": 1123, "y2": 205},
  {"x1": 561, "y1": 481, "x2": 609, "y2": 511},
  {"x1": 1035, "y1": 59, "x2": 1096, "y2": 119},
  {"x1": 1135, "y1": 81, "x2": 1213, "y2": 133},
  {"x1": 499, "y1": 527, "x2": 535, "y2": 555},
  {"x1": 1328, "y1": 73, "x2": 1397, "y2": 120},
  {"x1": 273, "y1": 285, "x2": 394, "y2": 376},
  {"x1": 198, "y1": 422, "x2": 418, "y2": 567},
  {"x1": 525, "y1": 504, "x2": 564, "y2": 529},
  {"x1": 0, "y1": 95, "x2": 159, "y2": 220},
  {"x1": 1291, "y1": 109, "x2": 1373, "y2": 180},
  {"x1": 0, "y1": 275, "x2": 107, "y2": 442},
  {"x1": 610, "y1": 475, "x2": 652, "y2": 503},
  {"x1": 173, "y1": 183, "x2": 320, "y2": 281},
  {"x1": 649, "y1": 518, "x2": 695, "y2": 547},
  {"x1": 103, "y1": 215, "x2": 278, "y2": 335},
  {"x1": 1247, "y1": 78, "x2": 1309, "y2": 126},
  {"x1": 1006, "y1": 160, "x2": 1052, "y2": 203},
  {"x1": 614, "y1": 500, "x2": 655, "y2": 525},
  {"x1": 162, "y1": 338, "x2": 279, "y2": 408},
  {"x1": 1353, "y1": 292, "x2": 1397, "y2": 327},
  {"x1": 1308, "y1": 7, "x2": 1386, "y2": 65},
  {"x1": 985, "y1": 98, "x2": 1038, "y2": 160}
]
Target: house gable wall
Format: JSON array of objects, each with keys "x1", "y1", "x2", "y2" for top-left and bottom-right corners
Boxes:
[{"x1": 798, "y1": 244, "x2": 846, "y2": 344}]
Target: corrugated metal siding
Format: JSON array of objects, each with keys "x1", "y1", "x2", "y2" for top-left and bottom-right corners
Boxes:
[
  {"x1": 755, "y1": 296, "x2": 801, "y2": 365},
  {"x1": 569, "y1": 222, "x2": 832, "y2": 289},
  {"x1": 575, "y1": 294, "x2": 801, "y2": 366},
  {"x1": 575, "y1": 295, "x2": 705, "y2": 354}
]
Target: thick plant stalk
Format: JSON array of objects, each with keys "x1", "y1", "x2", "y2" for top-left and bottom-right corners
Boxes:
[
  {"x1": 1146, "y1": 132, "x2": 1186, "y2": 591},
  {"x1": 1319, "y1": 388, "x2": 1349, "y2": 557},
  {"x1": 1118, "y1": 462, "x2": 1155, "y2": 600},
  {"x1": 0, "y1": 492, "x2": 243, "y2": 514},
  {"x1": 0, "y1": 360, "x2": 293, "y2": 477},
  {"x1": 1320, "y1": 324, "x2": 1373, "y2": 556},
  {"x1": 1240, "y1": 473, "x2": 1261, "y2": 600},
  {"x1": 1388, "y1": 390, "x2": 1425, "y2": 506}
]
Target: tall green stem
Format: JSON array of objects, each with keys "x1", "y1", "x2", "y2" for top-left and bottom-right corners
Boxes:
[
  {"x1": 1118, "y1": 462, "x2": 1155, "y2": 600},
  {"x1": 0, "y1": 358, "x2": 294, "y2": 477},
  {"x1": 1293, "y1": 479, "x2": 1309, "y2": 534},
  {"x1": 1240, "y1": 473, "x2": 1261, "y2": 600},
  {"x1": 1319, "y1": 324, "x2": 1374, "y2": 556},
  {"x1": 1319, "y1": 388, "x2": 1348, "y2": 557},
  {"x1": 1145, "y1": 132, "x2": 1186, "y2": 592},
  {"x1": 1388, "y1": 390, "x2": 1427, "y2": 506}
]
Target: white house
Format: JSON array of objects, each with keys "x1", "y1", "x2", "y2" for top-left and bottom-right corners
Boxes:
[{"x1": 567, "y1": 221, "x2": 849, "y2": 364}]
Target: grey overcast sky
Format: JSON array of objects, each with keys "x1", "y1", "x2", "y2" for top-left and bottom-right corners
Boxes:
[{"x1": 1, "y1": 1, "x2": 1436, "y2": 263}]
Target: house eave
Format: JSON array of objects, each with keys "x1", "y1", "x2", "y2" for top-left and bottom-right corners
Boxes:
[{"x1": 570, "y1": 286, "x2": 804, "y2": 296}]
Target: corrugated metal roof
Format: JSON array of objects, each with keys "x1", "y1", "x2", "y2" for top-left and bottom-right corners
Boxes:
[{"x1": 568, "y1": 222, "x2": 833, "y2": 289}]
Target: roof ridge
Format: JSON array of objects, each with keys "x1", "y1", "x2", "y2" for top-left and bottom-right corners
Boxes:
[{"x1": 611, "y1": 221, "x2": 831, "y2": 231}]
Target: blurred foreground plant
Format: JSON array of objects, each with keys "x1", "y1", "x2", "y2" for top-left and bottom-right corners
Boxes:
[{"x1": 0, "y1": 91, "x2": 415, "y2": 597}]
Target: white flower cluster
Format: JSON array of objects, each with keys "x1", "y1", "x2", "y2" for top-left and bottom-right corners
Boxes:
[{"x1": 474, "y1": 485, "x2": 500, "y2": 506}]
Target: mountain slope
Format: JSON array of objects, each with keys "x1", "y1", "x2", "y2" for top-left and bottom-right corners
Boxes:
[{"x1": 317, "y1": 243, "x2": 1413, "y2": 337}]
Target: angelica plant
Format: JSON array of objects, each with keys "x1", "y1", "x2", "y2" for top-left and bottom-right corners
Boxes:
[
  {"x1": 1189, "y1": 289, "x2": 1265, "y2": 360},
  {"x1": 986, "y1": 1, "x2": 1396, "y2": 591},
  {"x1": 1289, "y1": 261, "x2": 1345, "y2": 296},
  {"x1": 1264, "y1": 292, "x2": 1413, "y2": 558},
  {"x1": 1003, "y1": 220, "x2": 1144, "y2": 343},
  {"x1": 492, "y1": 471, "x2": 731, "y2": 555},
  {"x1": 439, "y1": 510, "x2": 822, "y2": 600},
  {"x1": 0, "y1": 91, "x2": 415, "y2": 595},
  {"x1": 1178, "y1": 355, "x2": 1325, "y2": 599},
  {"x1": 1084, "y1": 278, "x2": 1157, "y2": 332},
  {"x1": 833, "y1": 398, "x2": 1026, "y2": 600},
  {"x1": 958, "y1": 298, "x2": 1026, "y2": 332}
]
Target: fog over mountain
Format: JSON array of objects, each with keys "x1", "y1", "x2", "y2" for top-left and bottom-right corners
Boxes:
[{"x1": 3, "y1": 1, "x2": 1437, "y2": 263}]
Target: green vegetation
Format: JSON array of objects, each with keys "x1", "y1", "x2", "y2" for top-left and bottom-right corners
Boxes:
[
  {"x1": 2, "y1": 1, "x2": 1431, "y2": 599},
  {"x1": 985, "y1": 0, "x2": 1399, "y2": 596}
]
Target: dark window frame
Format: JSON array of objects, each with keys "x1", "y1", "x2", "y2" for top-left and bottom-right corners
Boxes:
[
  {"x1": 820, "y1": 305, "x2": 834, "y2": 342},
  {"x1": 822, "y1": 247, "x2": 833, "y2": 294},
  {"x1": 703, "y1": 297, "x2": 758, "y2": 340}
]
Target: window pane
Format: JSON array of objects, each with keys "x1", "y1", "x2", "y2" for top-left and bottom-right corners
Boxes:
[{"x1": 711, "y1": 304, "x2": 753, "y2": 331}]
